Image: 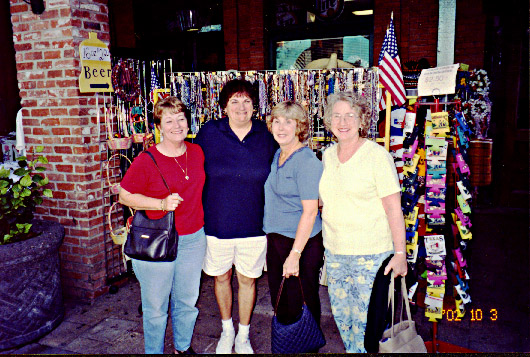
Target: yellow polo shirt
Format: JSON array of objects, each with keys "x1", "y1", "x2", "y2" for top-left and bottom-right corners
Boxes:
[{"x1": 319, "y1": 140, "x2": 400, "y2": 255}]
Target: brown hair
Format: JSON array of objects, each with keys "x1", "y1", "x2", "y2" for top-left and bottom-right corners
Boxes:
[
  {"x1": 219, "y1": 79, "x2": 257, "y2": 111},
  {"x1": 153, "y1": 97, "x2": 190, "y2": 127},
  {"x1": 266, "y1": 101, "x2": 310, "y2": 143}
]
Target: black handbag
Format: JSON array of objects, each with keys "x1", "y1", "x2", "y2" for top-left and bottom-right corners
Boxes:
[
  {"x1": 124, "y1": 151, "x2": 178, "y2": 262},
  {"x1": 271, "y1": 276, "x2": 326, "y2": 353}
]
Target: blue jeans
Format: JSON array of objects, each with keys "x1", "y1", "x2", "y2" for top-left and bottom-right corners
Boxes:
[
  {"x1": 325, "y1": 250, "x2": 392, "y2": 353},
  {"x1": 132, "y1": 227, "x2": 206, "y2": 354}
]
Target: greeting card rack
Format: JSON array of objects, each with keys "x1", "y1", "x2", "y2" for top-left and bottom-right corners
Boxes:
[{"x1": 385, "y1": 97, "x2": 475, "y2": 352}]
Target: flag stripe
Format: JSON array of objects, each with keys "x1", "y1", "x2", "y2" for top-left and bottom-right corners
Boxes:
[
  {"x1": 380, "y1": 60, "x2": 406, "y2": 105},
  {"x1": 382, "y1": 54, "x2": 405, "y2": 89},
  {"x1": 377, "y1": 18, "x2": 406, "y2": 108},
  {"x1": 380, "y1": 66, "x2": 406, "y2": 103}
]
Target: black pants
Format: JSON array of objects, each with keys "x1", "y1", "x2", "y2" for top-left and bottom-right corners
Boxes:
[{"x1": 266, "y1": 232, "x2": 324, "y2": 325}]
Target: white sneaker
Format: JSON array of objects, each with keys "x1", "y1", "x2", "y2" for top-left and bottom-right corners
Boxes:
[
  {"x1": 216, "y1": 330, "x2": 235, "y2": 354},
  {"x1": 234, "y1": 335, "x2": 254, "y2": 354}
]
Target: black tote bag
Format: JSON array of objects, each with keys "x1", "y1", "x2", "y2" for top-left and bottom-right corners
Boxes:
[{"x1": 124, "y1": 151, "x2": 178, "y2": 262}]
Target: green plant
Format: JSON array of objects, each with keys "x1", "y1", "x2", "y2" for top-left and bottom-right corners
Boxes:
[{"x1": 0, "y1": 146, "x2": 53, "y2": 244}]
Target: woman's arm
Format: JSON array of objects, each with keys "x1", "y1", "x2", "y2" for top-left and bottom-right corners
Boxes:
[
  {"x1": 381, "y1": 192, "x2": 408, "y2": 277},
  {"x1": 283, "y1": 199, "x2": 319, "y2": 278},
  {"x1": 119, "y1": 187, "x2": 183, "y2": 211}
]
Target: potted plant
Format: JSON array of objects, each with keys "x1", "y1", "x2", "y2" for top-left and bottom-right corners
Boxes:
[{"x1": 0, "y1": 146, "x2": 65, "y2": 350}]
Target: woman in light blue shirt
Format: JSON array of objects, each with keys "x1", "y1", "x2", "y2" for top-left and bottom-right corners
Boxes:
[{"x1": 263, "y1": 101, "x2": 324, "y2": 333}]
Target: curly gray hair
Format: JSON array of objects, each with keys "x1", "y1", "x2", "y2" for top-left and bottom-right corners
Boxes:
[{"x1": 323, "y1": 92, "x2": 372, "y2": 138}]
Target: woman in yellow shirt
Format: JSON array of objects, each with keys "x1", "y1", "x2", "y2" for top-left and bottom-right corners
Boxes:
[{"x1": 319, "y1": 92, "x2": 407, "y2": 353}]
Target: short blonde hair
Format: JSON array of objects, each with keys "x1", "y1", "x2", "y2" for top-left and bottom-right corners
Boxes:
[
  {"x1": 323, "y1": 92, "x2": 371, "y2": 138},
  {"x1": 266, "y1": 101, "x2": 309, "y2": 143}
]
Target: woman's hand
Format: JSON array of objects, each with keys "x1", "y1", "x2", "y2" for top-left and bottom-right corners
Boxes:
[
  {"x1": 163, "y1": 193, "x2": 184, "y2": 211},
  {"x1": 283, "y1": 251, "x2": 300, "y2": 278},
  {"x1": 384, "y1": 253, "x2": 408, "y2": 277}
]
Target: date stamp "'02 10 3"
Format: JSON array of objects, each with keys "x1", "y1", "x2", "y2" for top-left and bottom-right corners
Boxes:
[{"x1": 443, "y1": 308, "x2": 498, "y2": 322}]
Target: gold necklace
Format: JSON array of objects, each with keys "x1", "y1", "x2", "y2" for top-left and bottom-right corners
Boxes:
[{"x1": 173, "y1": 150, "x2": 189, "y2": 180}]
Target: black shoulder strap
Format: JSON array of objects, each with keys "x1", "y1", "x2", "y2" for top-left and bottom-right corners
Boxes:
[{"x1": 144, "y1": 151, "x2": 172, "y2": 195}]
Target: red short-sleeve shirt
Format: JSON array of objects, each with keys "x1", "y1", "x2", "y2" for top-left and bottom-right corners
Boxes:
[{"x1": 120, "y1": 142, "x2": 205, "y2": 235}]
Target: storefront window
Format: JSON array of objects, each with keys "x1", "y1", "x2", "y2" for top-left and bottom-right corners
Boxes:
[
  {"x1": 276, "y1": 35, "x2": 370, "y2": 69},
  {"x1": 267, "y1": 0, "x2": 374, "y2": 69}
]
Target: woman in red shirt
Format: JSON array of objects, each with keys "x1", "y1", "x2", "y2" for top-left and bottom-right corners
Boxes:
[{"x1": 120, "y1": 97, "x2": 206, "y2": 354}]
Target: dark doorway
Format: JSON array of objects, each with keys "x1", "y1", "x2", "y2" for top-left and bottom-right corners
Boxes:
[{"x1": 0, "y1": 1, "x2": 21, "y2": 136}]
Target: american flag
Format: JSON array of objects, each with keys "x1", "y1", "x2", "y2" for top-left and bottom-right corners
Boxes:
[
  {"x1": 378, "y1": 16, "x2": 406, "y2": 111},
  {"x1": 150, "y1": 65, "x2": 161, "y2": 102}
]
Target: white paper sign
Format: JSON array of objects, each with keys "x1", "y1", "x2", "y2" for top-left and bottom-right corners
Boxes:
[
  {"x1": 417, "y1": 64, "x2": 459, "y2": 96},
  {"x1": 81, "y1": 45, "x2": 111, "y2": 61}
]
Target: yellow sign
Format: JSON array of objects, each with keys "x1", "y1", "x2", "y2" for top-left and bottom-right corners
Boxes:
[{"x1": 79, "y1": 32, "x2": 113, "y2": 93}]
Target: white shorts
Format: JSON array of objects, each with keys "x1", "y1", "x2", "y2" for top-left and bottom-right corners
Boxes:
[{"x1": 202, "y1": 235, "x2": 267, "y2": 279}]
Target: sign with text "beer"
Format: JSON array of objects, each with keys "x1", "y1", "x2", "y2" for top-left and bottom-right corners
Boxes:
[{"x1": 78, "y1": 32, "x2": 114, "y2": 93}]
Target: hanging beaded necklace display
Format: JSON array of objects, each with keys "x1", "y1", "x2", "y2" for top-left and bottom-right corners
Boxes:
[
  {"x1": 368, "y1": 70, "x2": 379, "y2": 138},
  {"x1": 173, "y1": 150, "x2": 189, "y2": 180},
  {"x1": 327, "y1": 71, "x2": 334, "y2": 94},
  {"x1": 346, "y1": 70, "x2": 354, "y2": 91},
  {"x1": 168, "y1": 68, "x2": 380, "y2": 139},
  {"x1": 258, "y1": 75, "x2": 268, "y2": 119},
  {"x1": 170, "y1": 73, "x2": 177, "y2": 96},
  {"x1": 285, "y1": 74, "x2": 294, "y2": 101}
]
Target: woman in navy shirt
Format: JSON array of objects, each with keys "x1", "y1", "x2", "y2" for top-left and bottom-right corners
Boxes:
[
  {"x1": 195, "y1": 79, "x2": 277, "y2": 354},
  {"x1": 263, "y1": 101, "x2": 324, "y2": 339}
]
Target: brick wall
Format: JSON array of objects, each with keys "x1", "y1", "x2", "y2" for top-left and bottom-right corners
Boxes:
[
  {"x1": 10, "y1": 0, "x2": 110, "y2": 302},
  {"x1": 223, "y1": 0, "x2": 265, "y2": 70},
  {"x1": 223, "y1": 1, "x2": 485, "y2": 73},
  {"x1": 454, "y1": 0, "x2": 486, "y2": 70},
  {"x1": 374, "y1": 0, "x2": 485, "y2": 69}
]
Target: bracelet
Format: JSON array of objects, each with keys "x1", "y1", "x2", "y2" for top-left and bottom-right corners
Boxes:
[
  {"x1": 395, "y1": 251, "x2": 405, "y2": 255},
  {"x1": 292, "y1": 248, "x2": 302, "y2": 257},
  {"x1": 160, "y1": 199, "x2": 164, "y2": 211}
]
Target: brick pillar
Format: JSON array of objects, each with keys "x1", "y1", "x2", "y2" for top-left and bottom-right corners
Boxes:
[
  {"x1": 10, "y1": 0, "x2": 110, "y2": 302},
  {"x1": 223, "y1": 0, "x2": 265, "y2": 70}
]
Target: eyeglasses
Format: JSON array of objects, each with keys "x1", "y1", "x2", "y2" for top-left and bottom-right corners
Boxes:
[{"x1": 331, "y1": 113, "x2": 357, "y2": 121}]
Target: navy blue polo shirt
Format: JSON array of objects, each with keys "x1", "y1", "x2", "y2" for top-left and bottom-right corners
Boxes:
[{"x1": 194, "y1": 117, "x2": 278, "y2": 238}]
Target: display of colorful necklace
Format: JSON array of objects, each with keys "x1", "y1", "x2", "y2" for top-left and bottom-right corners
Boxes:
[{"x1": 168, "y1": 68, "x2": 380, "y2": 139}]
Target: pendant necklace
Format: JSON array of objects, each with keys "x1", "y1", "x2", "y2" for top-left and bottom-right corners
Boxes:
[{"x1": 174, "y1": 150, "x2": 189, "y2": 180}]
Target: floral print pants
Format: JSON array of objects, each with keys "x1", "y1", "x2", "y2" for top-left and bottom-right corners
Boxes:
[{"x1": 325, "y1": 250, "x2": 391, "y2": 353}]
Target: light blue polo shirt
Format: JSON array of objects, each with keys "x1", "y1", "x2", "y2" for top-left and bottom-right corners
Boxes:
[{"x1": 263, "y1": 147, "x2": 323, "y2": 239}]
